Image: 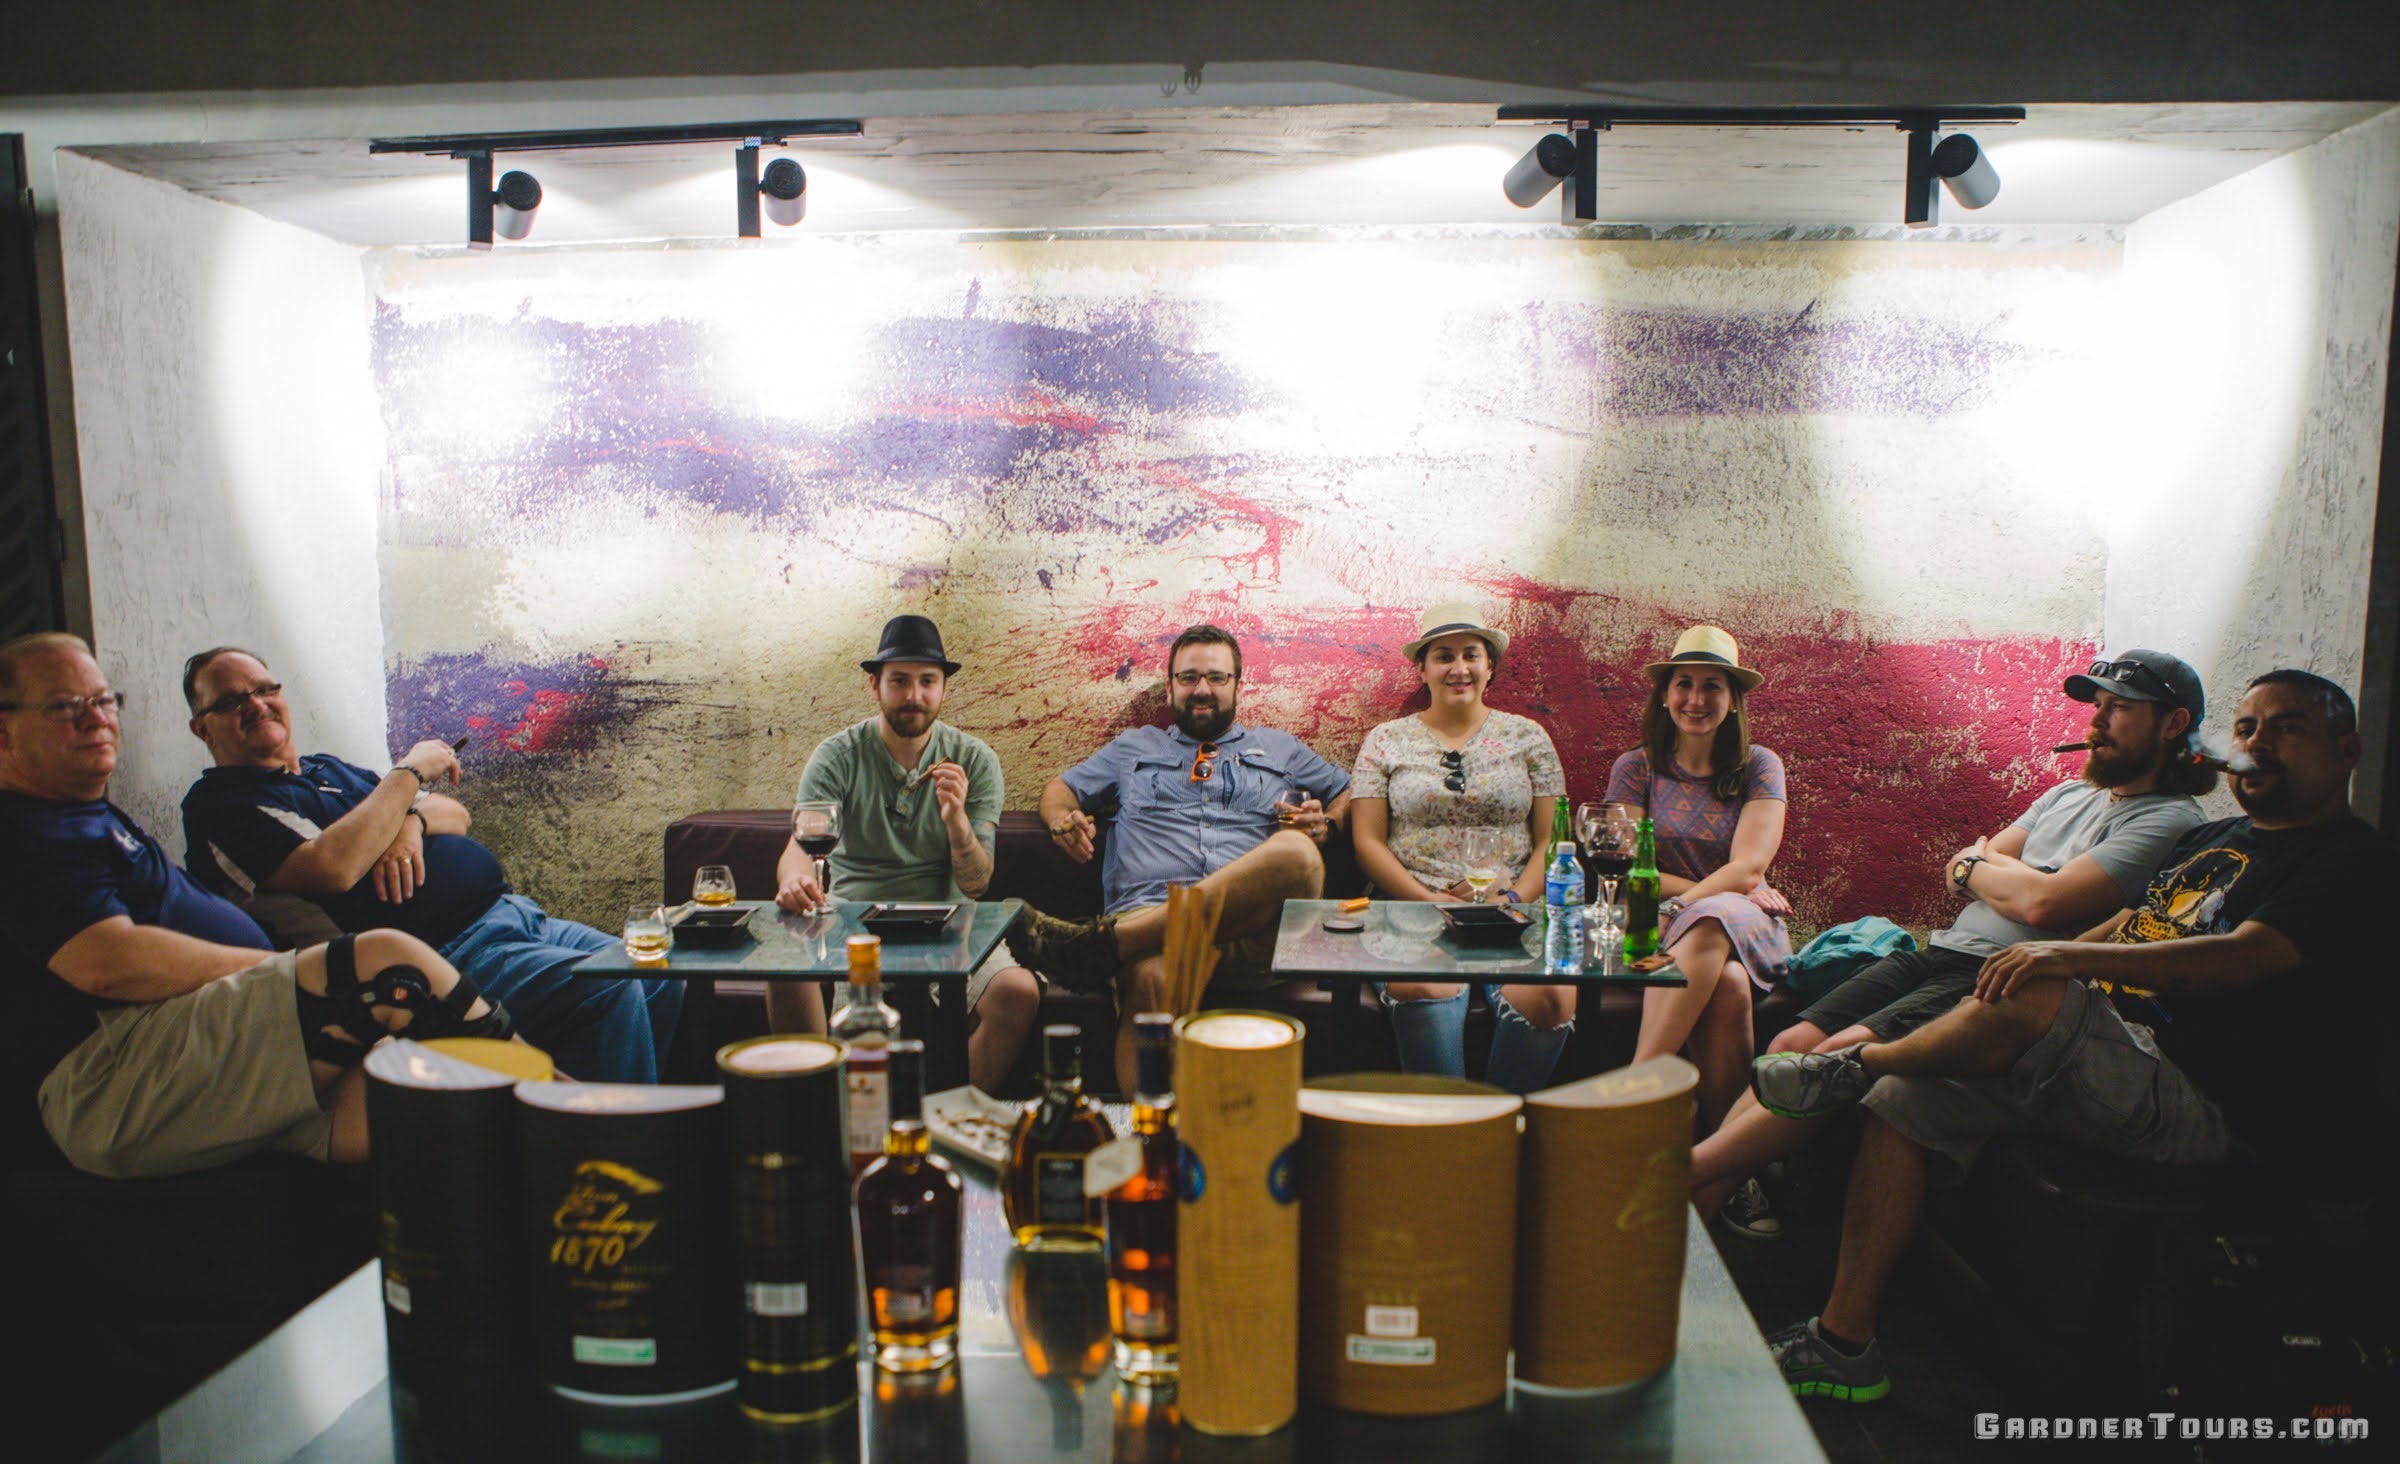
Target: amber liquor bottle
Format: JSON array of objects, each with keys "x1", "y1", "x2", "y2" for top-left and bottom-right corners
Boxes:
[
  {"x1": 831, "y1": 934, "x2": 900, "y2": 1179},
  {"x1": 854, "y1": 1040, "x2": 963, "y2": 1372},
  {"x1": 1105, "y1": 1012, "x2": 1178, "y2": 1381},
  {"x1": 1003, "y1": 1024, "x2": 1114, "y2": 1249}
]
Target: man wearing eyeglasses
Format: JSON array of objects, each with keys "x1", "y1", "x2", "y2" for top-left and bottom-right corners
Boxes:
[
  {"x1": 1749, "y1": 669, "x2": 2388, "y2": 1405},
  {"x1": 175, "y1": 646, "x2": 681, "y2": 1084},
  {"x1": 1013, "y1": 623, "x2": 1351, "y2": 1094},
  {"x1": 766, "y1": 615, "x2": 1042, "y2": 1090},
  {"x1": 0, "y1": 633, "x2": 509, "y2": 1177}
]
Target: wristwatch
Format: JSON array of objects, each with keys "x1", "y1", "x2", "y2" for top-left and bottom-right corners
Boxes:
[{"x1": 1950, "y1": 854, "x2": 1986, "y2": 893}]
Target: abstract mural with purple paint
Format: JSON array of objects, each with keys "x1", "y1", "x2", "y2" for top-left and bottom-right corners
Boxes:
[{"x1": 371, "y1": 234, "x2": 2119, "y2": 922}]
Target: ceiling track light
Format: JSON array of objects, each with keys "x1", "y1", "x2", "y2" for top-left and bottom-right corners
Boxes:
[
  {"x1": 371, "y1": 119, "x2": 864, "y2": 248},
  {"x1": 1497, "y1": 104, "x2": 2023, "y2": 226}
]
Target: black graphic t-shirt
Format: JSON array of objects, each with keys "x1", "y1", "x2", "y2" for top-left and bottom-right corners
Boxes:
[{"x1": 2106, "y1": 815, "x2": 2390, "y2": 1166}]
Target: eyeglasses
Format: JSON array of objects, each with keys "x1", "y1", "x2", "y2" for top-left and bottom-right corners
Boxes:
[
  {"x1": 1190, "y1": 742, "x2": 1219, "y2": 783},
  {"x1": 1439, "y1": 749, "x2": 1466, "y2": 793},
  {"x1": 1171, "y1": 671, "x2": 1235, "y2": 689},
  {"x1": 0, "y1": 690, "x2": 126, "y2": 723},
  {"x1": 195, "y1": 682, "x2": 283, "y2": 719},
  {"x1": 2085, "y1": 660, "x2": 2174, "y2": 701}
]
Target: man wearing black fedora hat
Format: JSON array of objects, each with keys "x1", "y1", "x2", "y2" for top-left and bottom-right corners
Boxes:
[{"x1": 771, "y1": 615, "x2": 1041, "y2": 1089}]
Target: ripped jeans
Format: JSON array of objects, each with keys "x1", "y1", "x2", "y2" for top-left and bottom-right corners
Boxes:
[{"x1": 1375, "y1": 982, "x2": 1574, "y2": 1094}]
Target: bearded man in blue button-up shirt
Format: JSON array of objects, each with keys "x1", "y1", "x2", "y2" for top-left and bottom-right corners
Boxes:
[{"x1": 1011, "y1": 624, "x2": 1349, "y2": 1093}]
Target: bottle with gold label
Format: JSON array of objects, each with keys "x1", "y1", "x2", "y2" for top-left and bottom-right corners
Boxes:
[
  {"x1": 1105, "y1": 1012, "x2": 1179, "y2": 1381},
  {"x1": 831, "y1": 934, "x2": 900, "y2": 1179},
  {"x1": 854, "y1": 1040, "x2": 962, "y2": 1372},
  {"x1": 1003, "y1": 1024, "x2": 1114, "y2": 1249}
]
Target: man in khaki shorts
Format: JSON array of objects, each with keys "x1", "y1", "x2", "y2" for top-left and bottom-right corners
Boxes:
[
  {"x1": 1009, "y1": 623, "x2": 1350, "y2": 1095},
  {"x1": 1744, "y1": 670, "x2": 2387, "y2": 1405},
  {"x1": 771, "y1": 615, "x2": 1041, "y2": 1090},
  {"x1": 1, "y1": 634, "x2": 510, "y2": 1178}
]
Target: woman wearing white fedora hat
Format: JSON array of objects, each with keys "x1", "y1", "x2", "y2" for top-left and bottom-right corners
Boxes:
[
  {"x1": 1604, "y1": 625, "x2": 1794, "y2": 1136},
  {"x1": 1349, "y1": 601, "x2": 1577, "y2": 1092}
]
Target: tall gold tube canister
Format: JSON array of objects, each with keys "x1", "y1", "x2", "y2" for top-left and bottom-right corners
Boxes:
[
  {"x1": 717, "y1": 1035, "x2": 859, "y2": 1423},
  {"x1": 1174, "y1": 1010, "x2": 1304, "y2": 1435},
  {"x1": 1512, "y1": 1055, "x2": 1699, "y2": 1390},
  {"x1": 1297, "y1": 1074, "x2": 1521, "y2": 1414}
]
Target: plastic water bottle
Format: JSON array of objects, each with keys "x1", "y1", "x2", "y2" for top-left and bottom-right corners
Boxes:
[{"x1": 1544, "y1": 840, "x2": 1585, "y2": 975}]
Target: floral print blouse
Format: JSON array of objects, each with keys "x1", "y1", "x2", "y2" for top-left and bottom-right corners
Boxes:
[{"x1": 1351, "y1": 711, "x2": 1567, "y2": 892}]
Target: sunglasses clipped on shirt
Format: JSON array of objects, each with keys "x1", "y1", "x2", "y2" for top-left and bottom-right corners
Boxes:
[
  {"x1": 1190, "y1": 742, "x2": 1220, "y2": 783},
  {"x1": 1440, "y1": 749, "x2": 1467, "y2": 793}
]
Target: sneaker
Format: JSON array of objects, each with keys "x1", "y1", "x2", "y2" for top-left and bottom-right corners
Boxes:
[
  {"x1": 1721, "y1": 1177, "x2": 1783, "y2": 1240},
  {"x1": 1767, "y1": 1317, "x2": 1890, "y2": 1403},
  {"x1": 1005, "y1": 906, "x2": 1121, "y2": 995},
  {"x1": 1750, "y1": 1048, "x2": 1874, "y2": 1120}
]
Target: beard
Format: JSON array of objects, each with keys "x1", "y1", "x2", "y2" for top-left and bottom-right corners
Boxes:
[
  {"x1": 1173, "y1": 696, "x2": 1236, "y2": 741},
  {"x1": 2082, "y1": 739, "x2": 2159, "y2": 789},
  {"x1": 2228, "y1": 764, "x2": 2291, "y2": 820},
  {"x1": 883, "y1": 705, "x2": 934, "y2": 736}
]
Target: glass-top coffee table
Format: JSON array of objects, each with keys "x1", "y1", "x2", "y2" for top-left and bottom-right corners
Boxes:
[
  {"x1": 1270, "y1": 899, "x2": 1690, "y2": 1072},
  {"x1": 575, "y1": 899, "x2": 1022, "y2": 1091}
]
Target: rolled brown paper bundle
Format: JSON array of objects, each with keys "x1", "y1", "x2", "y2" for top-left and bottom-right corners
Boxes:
[
  {"x1": 518, "y1": 1081, "x2": 739, "y2": 1402},
  {"x1": 1297, "y1": 1074, "x2": 1522, "y2": 1415},
  {"x1": 1512, "y1": 1055, "x2": 1700, "y2": 1390},
  {"x1": 717, "y1": 1036, "x2": 859, "y2": 1425},
  {"x1": 366, "y1": 1037, "x2": 553, "y2": 1368},
  {"x1": 1175, "y1": 1010, "x2": 1304, "y2": 1435}
]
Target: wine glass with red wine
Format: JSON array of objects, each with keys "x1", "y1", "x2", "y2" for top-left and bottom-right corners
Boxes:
[
  {"x1": 792, "y1": 800, "x2": 843, "y2": 907},
  {"x1": 1580, "y1": 802, "x2": 1638, "y2": 926}
]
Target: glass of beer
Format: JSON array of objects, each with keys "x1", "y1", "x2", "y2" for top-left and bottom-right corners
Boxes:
[
  {"x1": 693, "y1": 864, "x2": 737, "y2": 906},
  {"x1": 624, "y1": 903, "x2": 672, "y2": 966}
]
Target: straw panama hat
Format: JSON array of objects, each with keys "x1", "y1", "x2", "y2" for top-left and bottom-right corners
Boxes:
[
  {"x1": 1642, "y1": 625, "x2": 1765, "y2": 692},
  {"x1": 1401, "y1": 602, "x2": 1511, "y2": 661}
]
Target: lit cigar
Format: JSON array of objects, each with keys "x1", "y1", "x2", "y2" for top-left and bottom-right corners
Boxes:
[
  {"x1": 2049, "y1": 740, "x2": 2095, "y2": 755},
  {"x1": 2178, "y1": 747, "x2": 2259, "y2": 776}
]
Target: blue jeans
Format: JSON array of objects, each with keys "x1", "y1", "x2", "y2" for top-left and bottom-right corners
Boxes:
[
  {"x1": 440, "y1": 894, "x2": 684, "y2": 1083},
  {"x1": 1375, "y1": 983, "x2": 1573, "y2": 1094}
]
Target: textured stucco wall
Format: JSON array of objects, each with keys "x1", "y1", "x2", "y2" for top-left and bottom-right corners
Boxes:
[
  {"x1": 2110, "y1": 109, "x2": 2400, "y2": 811},
  {"x1": 371, "y1": 233, "x2": 2124, "y2": 928},
  {"x1": 55, "y1": 152, "x2": 386, "y2": 846}
]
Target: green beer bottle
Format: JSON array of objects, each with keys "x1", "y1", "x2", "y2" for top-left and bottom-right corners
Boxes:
[
  {"x1": 1548, "y1": 795, "x2": 1572, "y2": 851},
  {"x1": 1623, "y1": 816, "x2": 1661, "y2": 961}
]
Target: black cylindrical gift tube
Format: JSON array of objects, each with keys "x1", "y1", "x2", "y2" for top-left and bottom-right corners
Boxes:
[
  {"x1": 517, "y1": 1081, "x2": 739, "y2": 1403},
  {"x1": 718, "y1": 1035, "x2": 862, "y2": 1423},
  {"x1": 366, "y1": 1037, "x2": 553, "y2": 1368}
]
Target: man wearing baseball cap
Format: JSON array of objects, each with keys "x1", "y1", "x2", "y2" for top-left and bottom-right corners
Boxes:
[{"x1": 771, "y1": 615, "x2": 1041, "y2": 1090}]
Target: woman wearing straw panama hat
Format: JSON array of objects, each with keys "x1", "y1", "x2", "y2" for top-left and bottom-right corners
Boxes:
[
  {"x1": 1348, "y1": 601, "x2": 1577, "y2": 1093},
  {"x1": 1604, "y1": 625, "x2": 1793, "y2": 1134}
]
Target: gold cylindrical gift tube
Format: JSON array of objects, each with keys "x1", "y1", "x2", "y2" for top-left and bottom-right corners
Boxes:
[
  {"x1": 518, "y1": 1082, "x2": 739, "y2": 1403},
  {"x1": 1174, "y1": 1010, "x2": 1304, "y2": 1436},
  {"x1": 1512, "y1": 1055, "x2": 1699, "y2": 1390},
  {"x1": 366, "y1": 1037, "x2": 554, "y2": 1368},
  {"x1": 1298, "y1": 1074, "x2": 1522, "y2": 1415},
  {"x1": 717, "y1": 1036, "x2": 860, "y2": 1424}
]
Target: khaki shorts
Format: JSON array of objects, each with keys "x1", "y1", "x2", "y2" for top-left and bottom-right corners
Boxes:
[
  {"x1": 38, "y1": 950, "x2": 333, "y2": 1179},
  {"x1": 1112, "y1": 905, "x2": 1282, "y2": 996}
]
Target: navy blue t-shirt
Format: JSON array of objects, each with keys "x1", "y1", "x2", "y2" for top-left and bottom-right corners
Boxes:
[
  {"x1": 181, "y1": 754, "x2": 509, "y2": 950},
  {"x1": 1, "y1": 791, "x2": 272, "y2": 1107}
]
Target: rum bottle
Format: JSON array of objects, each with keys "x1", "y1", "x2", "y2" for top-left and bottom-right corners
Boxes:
[
  {"x1": 831, "y1": 934, "x2": 900, "y2": 1178},
  {"x1": 1105, "y1": 1012, "x2": 1178, "y2": 1381},
  {"x1": 1003, "y1": 1024, "x2": 1114, "y2": 1248},
  {"x1": 854, "y1": 1040, "x2": 962, "y2": 1372}
]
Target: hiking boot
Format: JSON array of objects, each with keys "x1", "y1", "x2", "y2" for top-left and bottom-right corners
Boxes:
[
  {"x1": 1750, "y1": 1047, "x2": 1874, "y2": 1120},
  {"x1": 1006, "y1": 906, "x2": 1121, "y2": 995},
  {"x1": 1721, "y1": 1176, "x2": 1783, "y2": 1240},
  {"x1": 1767, "y1": 1317, "x2": 1890, "y2": 1403}
]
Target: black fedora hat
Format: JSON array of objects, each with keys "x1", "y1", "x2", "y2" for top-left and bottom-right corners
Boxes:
[{"x1": 861, "y1": 615, "x2": 960, "y2": 676}]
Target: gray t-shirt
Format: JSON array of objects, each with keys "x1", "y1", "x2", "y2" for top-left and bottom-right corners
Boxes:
[
  {"x1": 795, "y1": 718, "x2": 1002, "y2": 902},
  {"x1": 1933, "y1": 780, "x2": 2204, "y2": 958}
]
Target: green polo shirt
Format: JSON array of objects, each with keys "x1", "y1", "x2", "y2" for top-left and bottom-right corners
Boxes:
[{"x1": 795, "y1": 718, "x2": 1003, "y2": 901}]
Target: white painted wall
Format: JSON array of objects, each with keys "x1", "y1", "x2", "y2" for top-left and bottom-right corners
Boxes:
[
  {"x1": 55, "y1": 152, "x2": 386, "y2": 845},
  {"x1": 2108, "y1": 108, "x2": 2400, "y2": 806}
]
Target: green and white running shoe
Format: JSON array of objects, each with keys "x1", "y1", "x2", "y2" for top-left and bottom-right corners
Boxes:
[
  {"x1": 1750, "y1": 1048, "x2": 1874, "y2": 1120},
  {"x1": 1767, "y1": 1317, "x2": 1890, "y2": 1403}
]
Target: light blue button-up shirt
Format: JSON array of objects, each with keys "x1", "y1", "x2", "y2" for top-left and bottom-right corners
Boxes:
[{"x1": 1058, "y1": 722, "x2": 1349, "y2": 915}]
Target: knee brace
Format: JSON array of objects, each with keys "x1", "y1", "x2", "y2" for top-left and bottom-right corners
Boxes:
[{"x1": 295, "y1": 933, "x2": 513, "y2": 1066}]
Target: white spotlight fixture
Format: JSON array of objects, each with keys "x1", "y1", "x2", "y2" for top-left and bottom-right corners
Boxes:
[
  {"x1": 1502, "y1": 133, "x2": 1578, "y2": 209},
  {"x1": 1933, "y1": 134, "x2": 2000, "y2": 210},
  {"x1": 491, "y1": 169, "x2": 543, "y2": 242},
  {"x1": 735, "y1": 143, "x2": 808, "y2": 237}
]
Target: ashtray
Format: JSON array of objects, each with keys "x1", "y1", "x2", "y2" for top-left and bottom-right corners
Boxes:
[
  {"x1": 670, "y1": 904, "x2": 757, "y2": 949},
  {"x1": 1438, "y1": 904, "x2": 1532, "y2": 947},
  {"x1": 860, "y1": 902, "x2": 960, "y2": 941}
]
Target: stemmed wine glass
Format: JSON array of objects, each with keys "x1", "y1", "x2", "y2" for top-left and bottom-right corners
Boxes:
[
  {"x1": 792, "y1": 800, "x2": 843, "y2": 911},
  {"x1": 1460, "y1": 828, "x2": 1504, "y2": 904},
  {"x1": 1581, "y1": 804, "x2": 1639, "y2": 959}
]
